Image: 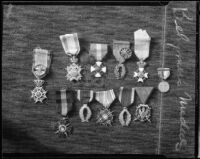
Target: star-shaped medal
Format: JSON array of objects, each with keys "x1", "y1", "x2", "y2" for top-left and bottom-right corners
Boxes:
[
  {"x1": 66, "y1": 63, "x2": 82, "y2": 81},
  {"x1": 133, "y1": 69, "x2": 148, "y2": 82},
  {"x1": 91, "y1": 61, "x2": 106, "y2": 77},
  {"x1": 31, "y1": 86, "x2": 47, "y2": 103},
  {"x1": 96, "y1": 108, "x2": 113, "y2": 126},
  {"x1": 134, "y1": 104, "x2": 151, "y2": 122},
  {"x1": 54, "y1": 117, "x2": 73, "y2": 138}
]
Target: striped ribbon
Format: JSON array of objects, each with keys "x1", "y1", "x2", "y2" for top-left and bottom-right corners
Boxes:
[
  {"x1": 59, "y1": 33, "x2": 80, "y2": 56},
  {"x1": 95, "y1": 89, "x2": 116, "y2": 108},
  {"x1": 89, "y1": 43, "x2": 108, "y2": 61},
  {"x1": 32, "y1": 47, "x2": 51, "y2": 79},
  {"x1": 56, "y1": 89, "x2": 74, "y2": 116},
  {"x1": 77, "y1": 90, "x2": 94, "y2": 104},
  {"x1": 118, "y1": 87, "x2": 135, "y2": 107},
  {"x1": 113, "y1": 40, "x2": 131, "y2": 63}
]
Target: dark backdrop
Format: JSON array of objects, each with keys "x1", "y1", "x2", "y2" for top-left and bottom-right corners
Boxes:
[{"x1": 2, "y1": 1, "x2": 196, "y2": 158}]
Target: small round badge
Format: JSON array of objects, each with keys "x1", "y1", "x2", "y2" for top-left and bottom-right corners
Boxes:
[{"x1": 158, "y1": 81, "x2": 170, "y2": 93}]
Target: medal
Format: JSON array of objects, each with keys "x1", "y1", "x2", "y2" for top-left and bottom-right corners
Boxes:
[
  {"x1": 60, "y1": 33, "x2": 82, "y2": 81},
  {"x1": 89, "y1": 43, "x2": 107, "y2": 77},
  {"x1": 133, "y1": 29, "x2": 151, "y2": 82},
  {"x1": 77, "y1": 90, "x2": 94, "y2": 122},
  {"x1": 55, "y1": 89, "x2": 74, "y2": 138},
  {"x1": 118, "y1": 87, "x2": 135, "y2": 126},
  {"x1": 157, "y1": 68, "x2": 171, "y2": 93},
  {"x1": 95, "y1": 89, "x2": 116, "y2": 126},
  {"x1": 113, "y1": 40, "x2": 132, "y2": 79},
  {"x1": 31, "y1": 47, "x2": 51, "y2": 103},
  {"x1": 134, "y1": 87, "x2": 154, "y2": 122}
]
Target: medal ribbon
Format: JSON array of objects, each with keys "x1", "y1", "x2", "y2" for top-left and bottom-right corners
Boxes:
[
  {"x1": 118, "y1": 87, "x2": 135, "y2": 107},
  {"x1": 135, "y1": 87, "x2": 154, "y2": 104},
  {"x1": 95, "y1": 89, "x2": 116, "y2": 108},
  {"x1": 113, "y1": 40, "x2": 131, "y2": 63},
  {"x1": 77, "y1": 90, "x2": 94, "y2": 104},
  {"x1": 32, "y1": 47, "x2": 51, "y2": 79},
  {"x1": 134, "y1": 29, "x2": 151, "y2": 61},
  {"x1": 89, "y1": 43, "x2": 108, "y2": 61},
  {"x1": 56, "y1": 89, "x2": 74, "y2": 116},
  {"x1": 59, "y1": 33, "x2": 80, "y2": 56}
]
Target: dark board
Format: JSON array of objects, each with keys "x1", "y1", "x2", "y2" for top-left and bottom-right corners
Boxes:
[{"x1": 2, "y1": 1, "x2": 197, "y2": 157}]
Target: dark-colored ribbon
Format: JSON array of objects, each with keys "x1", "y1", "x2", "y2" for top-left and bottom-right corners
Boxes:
[
  {"x1": 77, "y1": 90, "x2": 94, "y2": 104},
  {"x1": 135, "y1": 87, "x2": 154, "y2": 104},
  {"x1": 118, "y1": 87, "x2": 135, "y2": 108},
  {"x1": 56, "y1": 89, "x2": 74, "y2": 116}
]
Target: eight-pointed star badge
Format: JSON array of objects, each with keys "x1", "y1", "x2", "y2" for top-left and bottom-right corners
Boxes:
[
  {"x1": 66, "y1": 63, "x2": 82, "y2": 81},
  {"x1": 31, "y1": 86, "x2": 47, "y2": 103}
]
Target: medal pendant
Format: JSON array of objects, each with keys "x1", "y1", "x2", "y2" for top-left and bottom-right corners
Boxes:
[
  {"x1": 54, "y1": 117, "x2": 73, "y2": 138},
  {"x1": 119, "y1": 107, "x2": 131, "y2": 126},
  {"x1": 96, "y1": 108, "x2": 114, "y2": 126},
  {"x1": 133, "y1": 61, "x2": 148, "y2": 82},
  {"x1": 66, "y1": 62, "x2": 82, "y2": 81},
  {"x1": 91, "y1": 61, "x2": 106, "y2": 78},
  {"x1": 31, "y1": 79, "x2": 47, "y2": 103},
  {"x1": 134, "y1": 104, "x2": 151, "y2": 122}
]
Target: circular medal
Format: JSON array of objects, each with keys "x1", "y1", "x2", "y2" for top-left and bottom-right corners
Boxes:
[{"x1": 158, "y1": 81, "x2": 170, "y2": 93}]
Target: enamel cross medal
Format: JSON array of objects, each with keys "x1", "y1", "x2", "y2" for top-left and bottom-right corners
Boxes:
[
  {"x1": 89, "y1": 43, "x2": 107, "y2": 78},
  {"x1": 60, "y1": 33, "x2": 82, "y2": 81},
  {"x1": 31, "y1": 47, "x2": 51, "y2": 103},
  {"x1": 118, "y1": 87, "x2": 135, "y2": 126},
  {"x1": 55, "y1": 89, "x2": 74, "y2": 138},
  {"x1": 133, "y1": 29, "x2": 151, "y2": 82},
  {"x1": 113, "y1": 40, "x2": 132, "y2": 79},
  {"x1": 77, "y1": 90, "x2": 94, "y2": 122},
  {"x1": 134, "y1": 87, "x2": 154, "y2": 122},
  {"x1": 96, "y1": 89, "x2": 116, "y2": 126}
]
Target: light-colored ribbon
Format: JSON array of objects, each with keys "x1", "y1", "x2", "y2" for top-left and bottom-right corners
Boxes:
[
  {"x1": 32, "y1": 47, "x2": 51, "y2": 79},
  {"x1": 95, "y1": 89, "x2": 116, "y2": 108},
  {"x1": 134, "y1": 29, "x2": 151, "y2": 61},
  {"x1": 89, "y1": 43, "x2": 108, "y2": 61},
  {"x1": 60, "y1": 89, "x2": 73, "y2": 116},
  {"x1": 59, "y1": 33, "x2": 80, "y2": 56}
]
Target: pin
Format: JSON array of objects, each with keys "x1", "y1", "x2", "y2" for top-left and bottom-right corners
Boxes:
[
  {"x1": 55, "y1": 89, "x2": 74, "y2": 138},
  {"x1": 133, "y1": 29, "x2": 151, "y2": 82},
  {"x1": 95, "y1": 89, "x2": 116, "y2": 126},
  {"x1": 89, "y1": 43, "x2": 108, "y2": 77},
  {"x1": 60, "y1": 33, "x2": 82, "y2": 81},
  {"x1": 113, "y1": 40, "x2": 132, "y2": 79},
  {"x1": 134, "y1": 87, "x2": 154, "y2": 122},
  {"x1": 157, "y1": 68, "x2": 170, "y2": 93},
  {"x1": 31, "y1": 47, "x2": 51, "y2": 103}
]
